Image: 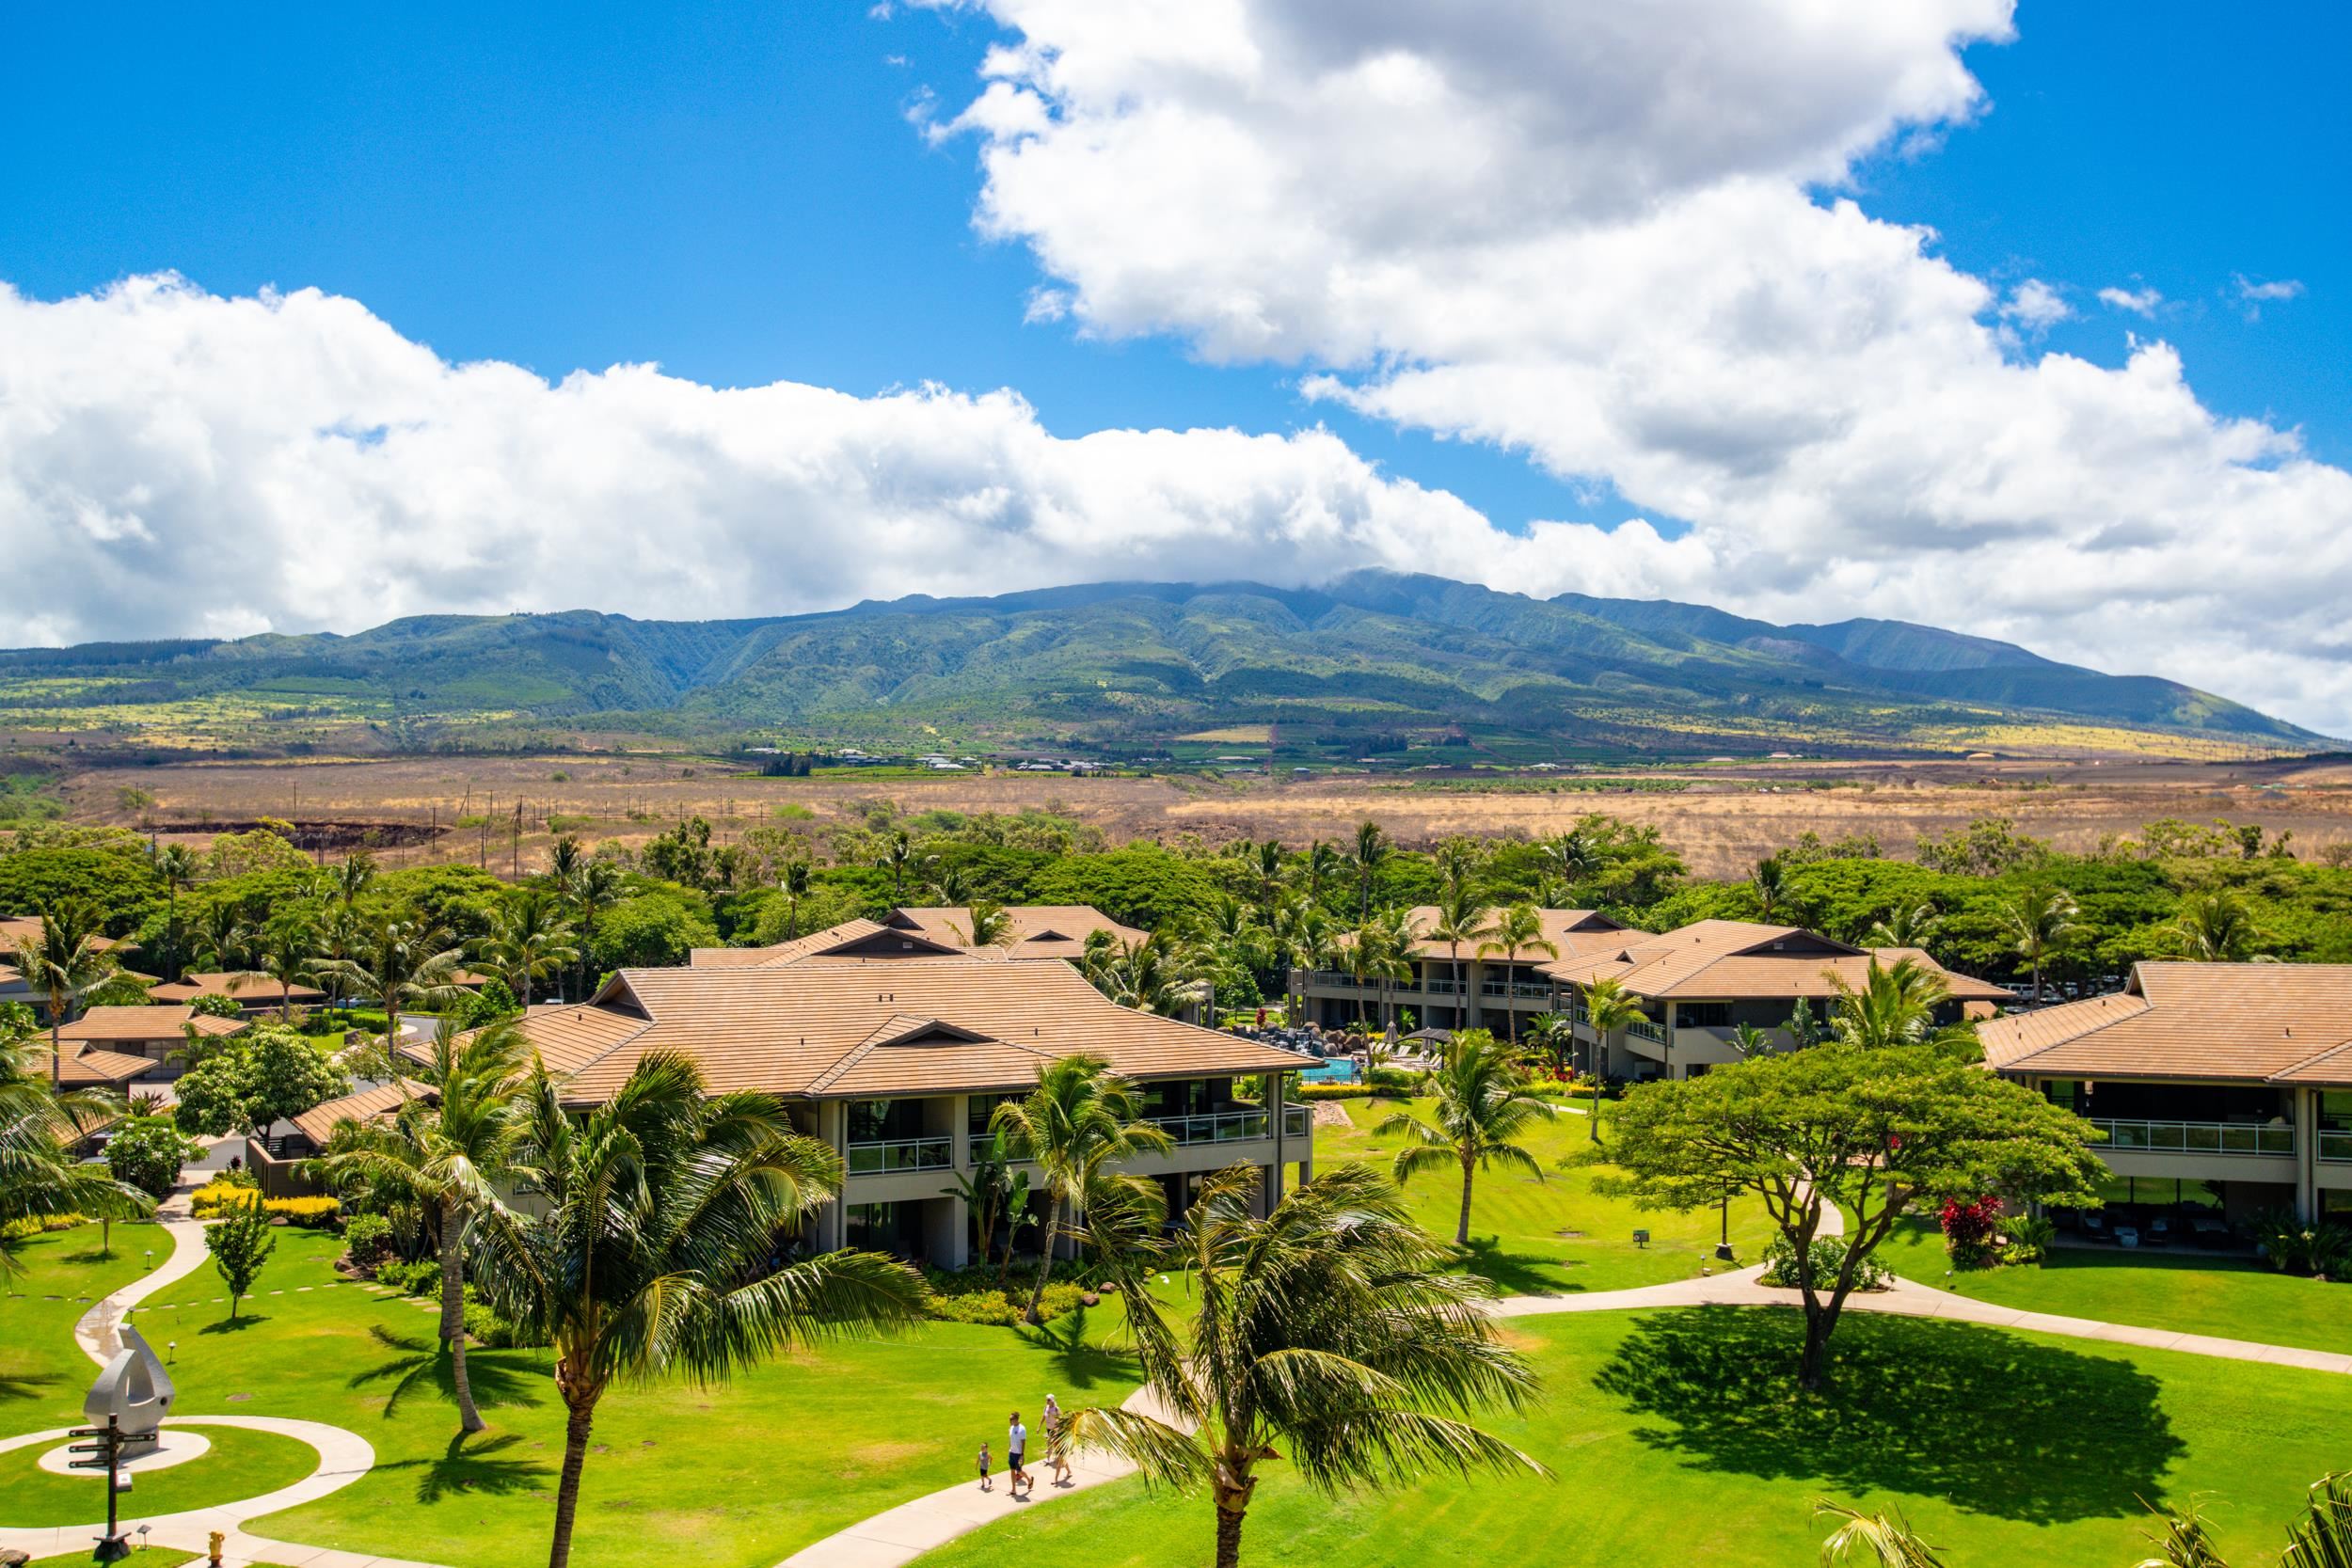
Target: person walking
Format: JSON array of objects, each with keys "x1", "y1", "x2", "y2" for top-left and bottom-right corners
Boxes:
[
  {"x1": 1042, "y1": 1393, "x2": 1071, "y2": 1486},
  {"x1": 977, "y1": 1439, "x2": 992, "y2": 1493},
  {"x1": 1007, "y1": 1411, "x2": 1029, "y2": 1498}
]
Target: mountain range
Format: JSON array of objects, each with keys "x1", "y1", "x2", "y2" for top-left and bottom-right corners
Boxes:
[{"x1": 0, "y1": 574, "x2": 2322, "y2": 758}]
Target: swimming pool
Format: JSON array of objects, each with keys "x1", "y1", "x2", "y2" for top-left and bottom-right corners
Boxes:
[{"x1": 1296, "y1": 1058, "x2": 1360, "y2": 1084}]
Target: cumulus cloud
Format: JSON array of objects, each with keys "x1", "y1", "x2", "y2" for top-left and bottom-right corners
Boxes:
[
  {"x1": 2096, "y1": 285, "x2": 2165, "y2": 316},
  {"x1": 908, "y1": 0, "x2": 2352, "y2": 732},
  {"x1": 2234, "y1": 274, "x2": 2304, "y2": 322},
  {"x1": 0, "y1": 274, "x2": 1554, "y2": 647}
]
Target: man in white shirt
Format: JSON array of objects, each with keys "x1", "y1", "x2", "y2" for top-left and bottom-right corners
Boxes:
[{"x1": 1008, "y1": 1412, "x2": 1029, "y2": 1497}]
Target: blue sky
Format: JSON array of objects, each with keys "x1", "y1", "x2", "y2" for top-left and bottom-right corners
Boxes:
[
  {"x1": 8, "y1": 2, "x2": 2338, "y2": 527},
  {"x1": 3, "y1": 3, "x2": 2347, "y2": 727}
]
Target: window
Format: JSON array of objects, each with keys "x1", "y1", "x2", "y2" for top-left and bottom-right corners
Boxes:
[
  {"x1": 1676, "y1": 1003, "x2": 1733, "y2": 1029},
  {"x1": 848, "y1": 1099, "x2": 924, "y2": 1143}
]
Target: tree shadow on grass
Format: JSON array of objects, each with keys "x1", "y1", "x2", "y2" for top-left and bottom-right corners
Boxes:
[
  {"x1": 200, "y1": 1314, "x2": 269, "y2": 1334},
  {"x1": 369, "y1": 1430, "x2": 555, "y2": 1505},
  {"x1": 350, "y1": 1324, "x2": 546, "y2": 1419},
  {"x1": 1460, "y1": 1237, "x2": 1581, "y2": 1296},
  {"x1": 1011, "y1": 1305, "x2": 1138, "y2": 1394},
  {"x1": 1592, "y1": 1307, "x2": 2184, "y2": 1525},
  {"x1": 0, "y1": 1370, "x2": 62, "y2": 1403}
]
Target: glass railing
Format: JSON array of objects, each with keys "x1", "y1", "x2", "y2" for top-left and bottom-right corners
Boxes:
[
  {"x1": 2319, "y1": 1129, "x2": 2352, "y2": 1164},
  {"x1": 846, "y1": 1136, "x2": 952, "y2": 1175},
  {"x1": 1283, "y1": 1104, "x2": 1310, "y2": 1138},
  {"x1": 1625, "y1": 1017, "x2": 1667, "y2": 1045},
  {"x1": 1424, "y1": 976, "x2": 1464, "y2": 994},
  {"x1": 2087, "y1": 1118, "x2": 2296, "y2": 1157},
  {"x1": 1152, "y1": 1109, "x2": 1272, "y2": 1145}
]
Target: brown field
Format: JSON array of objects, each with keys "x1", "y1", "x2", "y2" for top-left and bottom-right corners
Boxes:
[{"x1": 57, "y1": 750, "x2": 2352, "y2": 879}]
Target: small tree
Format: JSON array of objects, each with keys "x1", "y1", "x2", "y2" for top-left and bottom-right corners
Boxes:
[
  {"x1": 173, "y1": 1025, "x2": 351, "y2": 1141},
  {"x1": 1603, "y1": 999, "x2": 2105, "y2": 1390},
  {"x1": 188, "y1": 992, "x2": 245, "y2": 1020},
  {"x1": 105, "y1": 1114, "x2": 204, "y2": 1201},
  {"x1": 207, "y1": 1199, "x2": 278, "y2": 1321},
  {"x1": 1378, "y1": 1031, "x2": 1557, "y2": 1246}
]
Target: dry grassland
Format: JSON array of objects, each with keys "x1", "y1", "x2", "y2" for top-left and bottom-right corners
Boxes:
[{"x1": 61, "y1": 750, "x2": 2352, "y2": 879}]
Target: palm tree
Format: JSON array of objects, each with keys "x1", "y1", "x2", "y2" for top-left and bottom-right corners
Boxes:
[
  {"x1": 778, "y1": 859, "x2": 814, "y2": 941},
  {"x1": 1059, "y1": 1163, "x2": 1541, "y2": 1568},
  {"x1": 229, "y1": 912, "x2": 324, "y2": 1021},
  {"x1": 194, "y1": 901, "x2": 252, "y2": 974},
  {"x1": 1523, "y1": 1010, "x2": 1574, "y2": 1073},
  {"x1": 1816, "y1": 1502, "x2": 1948, "y2": 1566},
  {"x1": 482, "y1": 890, "x2": 579, "y2": 1006},
  {"x1": 1378, "y1": 1031, "x2": 1558, "y2": 1246},
  {"x1": 1343, "y1": 915, "x2": 1409, "y2": 1034},
  {"x1": 925, "y1": 862, "x2": 976, "y2": 908},
  {"x1": 1826, "y1": 957, "x2": 1978, "y2": 1053},
  {"x1": 1422, "y1": 885, "x2": 1489, "y2": 1031},
  {"x1": 882, "y1": 831, "x2": 916, "y2": 902},
  {"x1": 1363, "y1": 905, "x2": 1420, "y2": 1036},
  {"x1": 1750, "y1": 853, "x2": 1791, "y2": 923},
  {"x1": 1863, "y1": 901, "x2": 1942, "y2": 952},
  {"x1": 1302, "y1": 839, "x2": 1343, "y2": 908},
  {"x1": 940, "y1": 1125, "x2": 1034, "y2": 1280},
  {"x1": 311, "y1": 917, "x2": 475, "y2": 1082},
  {"x1": 1085, "y1": 935, "x2": 1200, "y2": 1017},
  {"x1": 1247, "y1": 838, "x2": 1286, "y2": 917},
  {"x1": 0, "y1": 1032, "x2": 151, "y2": 1251},
  {"x1": 156, "y1": 843, "x2": 200, "y2": 936},
  {"x1": 950, "y1": 898, "x2": 1016, "y2": 950},
  {"x1": 560, "y1": 858, "x2": 624, "y2": 998},
  {"x1": 311, "y1": 1018, "x2": 531, "y2": 1432},
  {"x1": 330, "y1": 849, "x2": 377, "y2": 910},
  {"x1": 1349, "y1": 819, "x2": 1390, "y2": 919},
  {"x1": 988, "y1": 1054, "x2": 1172, "y2": 1324},
  {"x1": 1433, "y1": 836, "x2": 1483, "y2": 899},
  {"x1": 9, "y1": 900, "x2": 120, "y2": 1089},
  {"x1": 547, "y1": 834, "x2": 584, "y2": 890},
  {"x1": 1474, "y1": 903, "x2": 1558, "y2": 1045},
  {"x1": 2169, "y1": 888, "x2": 2266, "y2": 961},
  {"x1": 1579, "y1": 977, "x2": 1645, "y2": 1142},
  {"x1": 469, "y1": 1053, "x2": 928, "y2": 1568},
  {"x1": 2002, "y1": 883, "x2": 2078, "y2": 1003},
  {"x1": 1540, "y1": 827, "x2": 1603, "y2": 896}
]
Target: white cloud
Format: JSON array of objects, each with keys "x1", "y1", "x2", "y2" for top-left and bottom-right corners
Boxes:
[
  {"x1": 1998, "y1": 278, "x2": 2070, "y2": 333},
  {"x1": 2234, "y1": 274, "x2": 2304, "y2": 322},
  {"x1": 2097, "y1": 285, "x2": 2164, "y2": 316},
  {"x1": 909, "y1": 0, "x2": 2352, "y2": 732}
]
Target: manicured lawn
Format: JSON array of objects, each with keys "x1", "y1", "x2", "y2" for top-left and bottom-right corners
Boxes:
[
  {"x1": 1311, "y1": 1097, "x2": 1776, "y2": 1294},
  {"x1": 1877, "y1": 1218, "x2": 2352, "y2": 1355},
  {"x1": 913, "y1": 1306, "x2": 2352, "y2": 1568},
  {"x1": 0, "y1": 1422, "x2": 319, "y2": 1526},
  {"x1": 0, "y1": 1227, "x2": 153, "y2": 1428},
  {"x1": 0, "y1": 1227, "x2": 1143, "y2": 1568}
]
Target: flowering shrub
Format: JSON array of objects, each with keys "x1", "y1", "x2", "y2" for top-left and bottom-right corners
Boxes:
[
  {"x1": 1759, "y1": 1233, "x2": 1889, "y2": 1291},
  {"x1": 1939, "y1": 1196, "x2": 2005, "y2": 1269}
]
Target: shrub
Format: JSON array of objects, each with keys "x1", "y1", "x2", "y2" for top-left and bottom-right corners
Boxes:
[
  {"x1": 188, "y1": 992, "x2": 246, "y2": 1020},
  {"x1": 2251, "y1": 1212, "x2": 2351, "y2": 1278},
  {"x1": 266, "y1": 1196, "x2": 342, "y2": 1228},
  {"x1": 1298, "y1": 1084, "x2": 1370, "y2": 1101},
  {"x1": 1, "y1": 1212, "x2": 87, "y2": 1240},
  {"x1": 1759, "y1": 1233, "x2": 1890, "y2": 1291},
  {"x1": 374, "y1": 1258, "x2": 440, "y2": 1295},
  {"x1": 2003, "y1": 1213, "x2": 2057, "y2": 1265},
  {"x1": 104, "y1": 1115, "x2": 204, "y2": 1201},
  {"x1": 920, "y1": 1266, "x2": 1087, "y2": 1324},
  {"x1": 1939, "y1": 1195, "x2": 2005, "y2": 1269},
  {"x1": 188, "y1": 1182, "x2": 260, "y2": 1218},
  {"x1": 187, "y1": 1188, "x2": 339, "y2": 1227},
  {"x1": 342, "y1": 1213, "x2": 395, "y2": 1269},
  {"x1": 462, "y1": 1291, "x2": 548, "y2": 1349}
]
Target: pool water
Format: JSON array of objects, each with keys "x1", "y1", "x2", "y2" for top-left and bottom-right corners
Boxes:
[{"x1": 1297, "y1": 1058, "x2": 1360, "y2": 1084}]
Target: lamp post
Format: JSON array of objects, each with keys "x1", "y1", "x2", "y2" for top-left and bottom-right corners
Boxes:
[{"x1": 1715, "y1": 1191, "x2": 1735, "y2": 1262}]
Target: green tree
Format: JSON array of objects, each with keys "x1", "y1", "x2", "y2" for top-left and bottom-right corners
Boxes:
[
  {"x1": 1862, "y1": 901, "x2": 1943, "y2": 952},
  {"x1": 882, "y1": 830, "x2": 916, "y2": 901},
  {"x1": 0, "y1": 1032, "x2": 150, "y2": 1253},
  {"x1": 1750, "y1": 853, "x2": 1792, "y2": 923},
  {"x1": 1083, "y1": 934, "x2": 1200, "y2": 1017},
  {"x1": 312, "y1": 1019, "x2": 530, "y2": 1433},
  {"x1": 104, "y1": 1113, "x2": 203, "y2": 1201},
  {"x1": 989, "y1": 1053, "x2": 1172, "y2": 1324},
  {"x1": 939, "y1": 1125, "x2": 1034, "y2": 1283},
  {"x1": 778, "y1": 858, "x2": 815, "y2": 941},
  {"x1": 230, "y1": 911, "x2": 324, "y2": 1022},
  {"x1": 583, "y1": 892, "x2": 719, "y2": 973},
  {"x1": 469, "y1": 1053, "x2": 927, "y2": 1568},
  {"x1": 1580, "y1": 977, "x2": 1645, "y2": 1141},
  {"x1": 1060, "y1": 1163, "x2": 1542, "y2": 1568},
  {"x1": 206, "y1": 1198, "x2": 278, "y2": 1322},
  {"x1": 950, "y1": 897, "x2": 1017, "y2": 950},
  {"x1": 1602, "y1": 1026, "x2": 2106, "y2": 1390},
  {"x1": 1422, "y1": 885, "x2": 1491, "y2": 1030},
  {"x1": 9, "y1": 898, "x2": 120, "y2": 1088},
  {"x1": 559, "y1": 857, "x2": 626, "y2": 997},
  {"x1": 2169, "y1": 888, "x2": 2267, "y2": 962},
  {"x1": 1826, "y1": 957, "x2": 1978, "y2": 1053},
  {"x1": 1302, "y1": 839, "x2": 1344, "y2": 907},
  {"x1": 2002, "y1": 882, "x2": 2079, "y2": 1002},
  {"x1": 1378, "y1": 1030, "x2": 1558, "y2": 1245},
  {"x1": 481, "y1": 888, "x2": 579, "y2": 1006},
  {"x1": 1349, "y1": 820, "x2": 1391, "y2": 919},
  {"x1": 313, "y1": 916, "x2": 480, "y2": 1078},
  {"x1": 172, "y1": 1025, "x2": 352, "y2": 1141}
]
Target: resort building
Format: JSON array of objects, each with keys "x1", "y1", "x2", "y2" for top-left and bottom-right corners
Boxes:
[
  {"x1": 1293, "y1": 908, "x2": 1641, "y2": 1032},
  {"x1": 1980, "y1": 961, "x2": 2352, "y2": 1224},
  {"x1": 501, "y1": 955, "x2": 1310, "y2": 1268},
  {"x1": 1544, "y1": 920, "x2": 2011, "y2": 1080},
  {"x1": 54, "y1": 1005, "x2": 248, "y2": 1080},
  {"x1": 148, "y1": 972, "x2": 328, "y2": 1012},
  {"x1": 695, "y1": 906, "x2": 1148, "y2": 969}
]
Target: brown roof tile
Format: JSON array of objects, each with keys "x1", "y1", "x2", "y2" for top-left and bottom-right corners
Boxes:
[
  {"x1": 888, "y1": 905, "x2": 1148, "y2": 959},
  {"x1": 46, "y1": 1046, "x2": 159, "y2": 1086},
  {"x1": 56, "y1": 1006, "x2": 249, "y2": 1045},
  {"x1": 289, "y1": 1079, "x2": 434, "y2": 1148},
  {"x1": 1539, "y1": 920, "x2": 2010, "y2": 1003},
  {"x1": 1982, "y1": 961, "x2": 2352, "y2": 1085},
  {"x1": 148, "y1": 973, "x2": 327, "y2": 1006}
]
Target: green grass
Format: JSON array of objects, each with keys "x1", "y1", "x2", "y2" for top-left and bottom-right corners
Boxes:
[
  {"x1": 1877, "y1": 1218, "x2": 2352, "y2": 1355},
  {"x1": 4, "y1": 1227, "x2": 1143, "y2": 1568},
  {"x1": 913, "y1": 1307, "x2": 2352, "y2": 1568},
  {"x1": 0, "y1": 1227, "x2": 153, "y2": 1425},
  {"x1": 0, "y1": 1423, "x2": 319, "y2": 1526},
  {"x1": 1311, "y1": 1098, "x2": 1777, "y2": 1294}
]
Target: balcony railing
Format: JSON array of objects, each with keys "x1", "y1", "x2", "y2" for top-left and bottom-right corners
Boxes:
[
  {"x1": 1153, "y1": 1109, "x2": 1277, "y2": 1146},
  {"x1": 1625, "y1": 1017, "x2": 1667, "y2": 1046},
  {"x1": 1479, "y1": 979, "x2": 1554, "y2": 1001},
  {"x1": 847, "y1": 1136, "x2": 952, "y2": 1175},
  {"x1": 2088, "y1": 1118, "x2": 2296, "y2": 1158},
  {"x1": 1424, "y1": 976, "x2": 1464, "y2": 995},
  {"x1": 1283, "y1": 1103, "x2": 1310, "y2": 1138},
  {"x1": 2320, "y1": 1129, "x2": 2352, "y2": 1164}
]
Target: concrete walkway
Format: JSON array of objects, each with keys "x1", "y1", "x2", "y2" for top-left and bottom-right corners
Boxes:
[{"x1": 75, "y1": 1213, "x2": 211, "y2": 1363}]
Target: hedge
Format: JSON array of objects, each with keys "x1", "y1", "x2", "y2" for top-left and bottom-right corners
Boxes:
[{"x1": 188, "y1": 1185, "x2": 342, "y2": 1227}]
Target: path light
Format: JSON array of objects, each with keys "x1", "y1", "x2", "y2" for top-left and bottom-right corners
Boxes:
[
  {"x1": 167, "y1": 1340, "x2": 177, "y2": 1364},
  {"x1": 143, "y1": 1248, "x2": 153, "y2": 1270}
]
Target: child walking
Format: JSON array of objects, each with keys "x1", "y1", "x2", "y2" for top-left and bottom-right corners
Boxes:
[{"x1": 977, "y1": 1439, "x2": 992, "y2": 1493}]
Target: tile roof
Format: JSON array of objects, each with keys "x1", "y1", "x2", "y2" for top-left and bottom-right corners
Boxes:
[
  {"x1": 1980, "y1": 961, "x2": 2352, "y2": 1085},
  {"x1": 1539, "y1": 920, "x2": 2010, "y2": 1003},
  {"x1": 0, "y1": 916, "x2": 124, "y2": 952},
  {"x1": 442, "y1": 1001, "x2": 654, "y2": 1078},
  {"x1": 546, "y1": 958, "x2": 1300, "y2": 1106},
  {"x1": 148, "y1": 973, "x2": 327, "y2": 1006},
  {"x1": 289, "y1": 1079, "x2": 434, "y2": 1148},
  {"x1": 887, "y1": 905, "x2": 1149, "y2": 960},
  {"x1": 56, "y1": 1006, "x2": 249, "y2": 1044},
  {"x1": 46, "y1": 1046, "x2": 159, "y2": 1086},
  {"x1": 1396, "y1": 907, "x2": 1641, "y2": 962},
  {"x1": 691, "y1": 918, "x2": 972, "y2": 970}
]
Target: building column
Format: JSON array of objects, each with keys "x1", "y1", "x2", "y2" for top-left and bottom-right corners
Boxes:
[
  {"x1": 2296, "y1": 1086, "x2": 2319, "y2": 1222},
  {"x1": 817, "y1": 1101, "x2": 848, "y2": 1251},
  {"x1": 1464, "y1": 958, "x2": 1484, "y2": 1032},
  {"x1": 1663, "y1": 1001, "x2": 1677, "y2": 1080},
  {"x1": 1269, "y1": 1070, "x2": 1287, "y2": 1207}
]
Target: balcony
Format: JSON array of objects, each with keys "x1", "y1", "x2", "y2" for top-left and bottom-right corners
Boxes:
[
  {"x1": 2088, "y1": 1118, "x2": 2296, "y2": 1158},
  {"x1": 1625, "y1": 1017, "x2": 1667, "y2": 1046},
  {"x1": 1283, "y1": 1103, "x2": 1309, "y2": 1138},
  {"x1": 1424, "y1": 975, "x2": 1465, "y2": 995},
  {"x1": 1152, "y1": 1109, "x2": 1275, "y2": 1146},
  {"x1": 1479, "y1": 979, "x2": 1555, "y2": 1001},
  {"x1": 2321, "y1": 1130, "x2": 2352, "y2": 1164},
  {"x1": 847, "y1": 1136, "x2": 952, "y2": 1175}
]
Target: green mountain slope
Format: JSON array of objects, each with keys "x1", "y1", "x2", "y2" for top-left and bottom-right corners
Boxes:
[{"x1": 0, "y1": 574, "x2": 2323, "y2": 756}]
